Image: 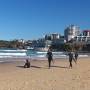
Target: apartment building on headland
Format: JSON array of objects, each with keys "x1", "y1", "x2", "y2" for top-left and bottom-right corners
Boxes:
[
  {"x1": 64, "y1": 25, "x2": 90, "y2": 44},
  {"x1": 64, "y1": 25, "x2": 80, "y2": 42},
  {"x1": 74, "y1": 30, "x2": 90, "y2": 43},
  {"x1": 45, "y1": 33, "x2": 60, "y2": 40}
]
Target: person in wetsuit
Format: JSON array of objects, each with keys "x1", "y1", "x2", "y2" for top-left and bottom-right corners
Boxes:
[
  {"x1": 68, "y1": 52, "x2": 74, "y2": 68},
  {"x1": 47, "y1": 48, "x2": 53, "y2": 69},
  {"x1": 24, "y1": 59, "x2": 30, "y2": 68}
]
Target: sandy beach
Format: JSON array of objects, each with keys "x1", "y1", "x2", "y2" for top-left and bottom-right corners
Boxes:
[{"x1": 0, "y1": 57, "x2": 90, "y2": 90}]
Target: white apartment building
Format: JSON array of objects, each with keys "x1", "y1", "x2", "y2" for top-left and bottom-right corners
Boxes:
[{"x1": 64, "y1": 25, "x2": 80, "y2": 42}]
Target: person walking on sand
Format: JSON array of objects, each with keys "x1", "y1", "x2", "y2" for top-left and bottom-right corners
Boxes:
[
  {"x1": 68, "y1": 51, "x2": 74, "y2": 68},
  {"x1": 75, "y1": 51, "x2": 78, "y2": 62},
  {"x1": 47, "y1": 48, "x2": 53, "y2": 69}
]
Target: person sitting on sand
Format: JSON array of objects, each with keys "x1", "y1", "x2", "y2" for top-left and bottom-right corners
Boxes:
[{"x1": 24, "y1": 59, "x2": 30, "y2": 68}]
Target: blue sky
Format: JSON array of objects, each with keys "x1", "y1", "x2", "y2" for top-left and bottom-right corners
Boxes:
[{"x1": 0, "y1": 0, "x2": 90, "y2": 40}]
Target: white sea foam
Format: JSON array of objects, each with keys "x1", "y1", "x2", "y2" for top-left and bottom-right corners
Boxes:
[
  {"x1": 0, "y1": 49, "x2": 27, "y2": 52},
  {"x1": 0, "y1": 53, "x2": 26, "y2": 56},
  {"x1": 0, "y1": 49, "x2": 27, "y2": 59},
  {"x1": 36, "y1": 51, "x2": 47, "y2": 54},
  {"x1": 79, "y1": 55, "x2": 88, "y2": 57}
]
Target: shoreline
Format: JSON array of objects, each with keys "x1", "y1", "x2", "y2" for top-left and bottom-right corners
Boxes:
[{"x1": 0, "y1": 55, "x2": 89, "y2": 61}]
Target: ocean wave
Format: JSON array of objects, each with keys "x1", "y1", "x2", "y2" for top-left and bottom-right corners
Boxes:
[
  {"x1": 36, "y1": 51, "x2": 64, "y2": 54},
  {"x1": 0, "y1": 49, "x2": 89, "y2": 61},
  {"x1": 0, "y1": 49, "x2": 27, "y2": 52},
  {"x1": 0, "y1": 53, "x2": 26, "y2": 56}
]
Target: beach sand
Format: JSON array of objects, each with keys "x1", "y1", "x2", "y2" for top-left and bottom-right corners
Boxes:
[{"x1": 0, "y1": 57, "x2": 90, "y2": 90}]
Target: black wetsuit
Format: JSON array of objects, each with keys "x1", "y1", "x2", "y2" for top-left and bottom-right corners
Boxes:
[
  {"x1": 47, "y1": 51, "x2": 53, "y2": 68},
  {"x1": 24, "y1": 60, "x2": 30, "y2": 68},
  {"x1": 75, "y1": 52, "x2": 78, "y2": 61},
  {"x1": 68, "y1": 52, "x2": 73, "y2": 68}
]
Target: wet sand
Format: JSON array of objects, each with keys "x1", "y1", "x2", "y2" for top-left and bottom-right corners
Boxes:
[{"x1": 0, "y1": 57, "x2": 90, "y2": 90}]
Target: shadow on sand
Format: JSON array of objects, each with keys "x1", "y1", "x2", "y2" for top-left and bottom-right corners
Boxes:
[
  {"x1": 16, "y1": 66, "x2": 24, "y2": 68},
  {"x1": 31, "y1": 65, "x2": 42, "y2": 68},
  {"x1": 51, "y1": 65, "x2": 68, "y2": 69},
  {"x1": 16, "y1": 65, "x2": 42, "y2": 69},
  {"x1": 16, "y1": 65, "x2": 68, "y2": 69}
]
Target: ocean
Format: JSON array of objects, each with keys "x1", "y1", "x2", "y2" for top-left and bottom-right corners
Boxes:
[{"x1": 0, "y1": 49, "x2": 88, "y2": 62}]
